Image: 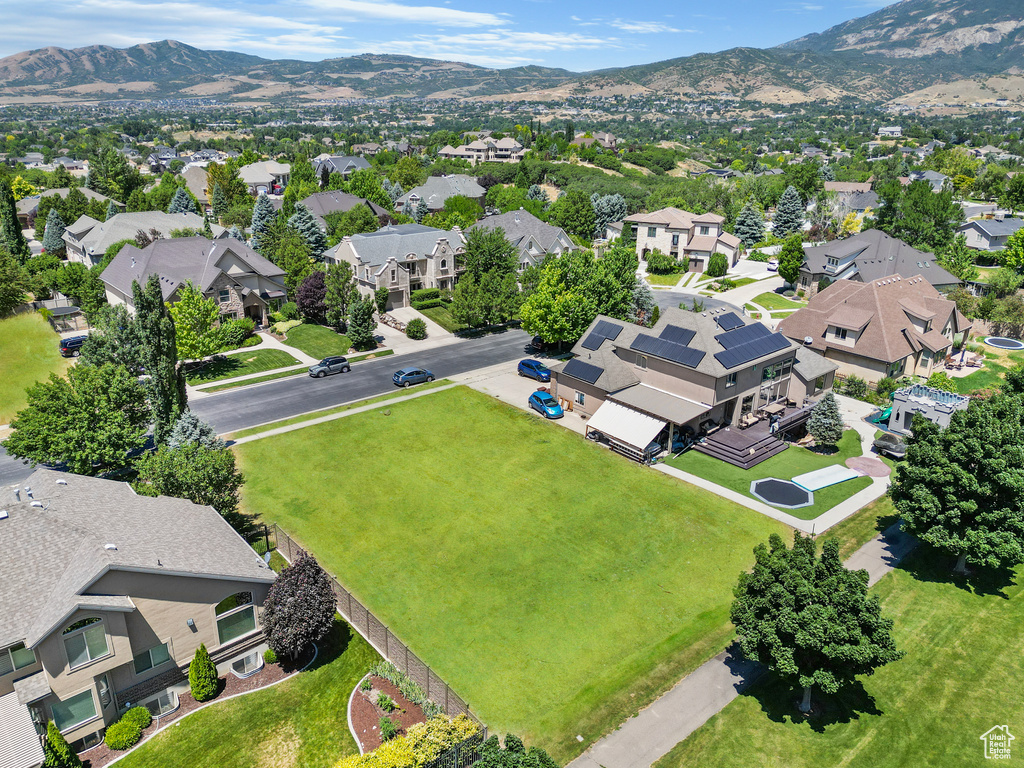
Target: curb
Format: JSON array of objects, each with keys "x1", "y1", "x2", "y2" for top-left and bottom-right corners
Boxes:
[{"x1": 349, "y1": 673, "x2": 372, "y2": 755}]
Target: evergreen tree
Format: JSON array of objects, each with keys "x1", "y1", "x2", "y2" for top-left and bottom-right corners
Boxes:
[
  {"x1": 631, "y1": 277, "x2": 656, "y2": 326},
  {"x1": 202, "y1": 215, "x2": 214, "y2": 239},
  {"x1": 288, "y1": 204, "x2": 329, "y2": 259},
  {"x1": 591, "y1": 193, "x2": 627, "y2": 239},
  {"x1": 228, "y1": 225, "x2": 245, "y2": 242},
  {"x1": 348, "y1": 294, "x2": 377, "y2": 350},
  {"x1": 807, "y1": 392, "x2": 843, "y2": 448},
  {"x1": 167, "y1": 187, "x2": 198, "y2": 215},
  {"x1": 43, "y1": 720, "x2": 83, "y2": 768},
  {"x1": 272, "y1": 229, "x2": 315, "y2": 295},
  {"x1": 414, "y1": 199, "x2": 429, "y2": 223},
  {"x1": 249, "y1": 195, "x2": 277, "y2": 253},
  {"x1": 0, "y1": 177, "x2": 30, "y2": 262},
  {"x1": 42, "y1": 208, "x2": 67, "y2": 257},
  {"x1": 262, "y1": 552, "x2": 337, "y2": 659},
  {"x1": 389, "y1": 181, "x2": 404, "y2": 202},
  {"x1": 0, "y1": 249, "x2": 28, "y2": 317},
  {"x1": 168, "y1": 410, "x2": 225, "y2": 450},
  {"x1": 705, "y1": 252, "x2": 728, "y2": 278},
  {"x1": 105, "y1": 200, "x2": 118, "y2": 221},
  {"x1": 773, "y1": 185, "x2": 805, "y2": 237},
  {"x1": 211, "y1": 183, "x2": 228, "y2": 222},
  {"x1": 734, "y1": 203, "x2": 764, "y2": 248},
  {"x1": 818, "y1": 163, "x2": 836, "y2": 182},
  {"x1": 134, "y1": 274, "x2": 187, "y2": 445},
  {"x1": 188, "y1": 644, "x2": 218, "y2": 702}
]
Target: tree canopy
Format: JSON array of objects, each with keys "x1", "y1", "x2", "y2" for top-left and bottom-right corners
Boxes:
[{"x1": 262, "y1": 552, "x2": 337, "y2": 659}]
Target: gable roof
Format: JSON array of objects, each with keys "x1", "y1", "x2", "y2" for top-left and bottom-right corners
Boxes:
[
  {"x1": 959, "y1": 217, "x2": 1024, "y2": 239},
  {"x1": 313, "y1": 155, "x2": 371, "y2": 176},
  {"x1": 0, "y1": 469, "x2": 274, "y2": 649},
  {"x1": 468, "y1": 210, "x2": 574, "y2": 256},
  {"x1": 824, "y1": 181, "x2": 871, "y2": 194},
  {"x1": 800, "y1": 229, "x2": 957, "y2": 288},
  {"x1": 64, "y1": 211, "x2": 226, "y2": 257},
  {"x1": 299, "y1": 190, "x2": 389, "y2": 227},
  {"x1": 777, "y1": 274, "x2": 968, "y2": 364},
  {"x1": 101, "y1": 236, "x2": 284, "y2": 299},
  {"x1": 238, "y1": 160, "x2": 291, "y2": 185},
  {"x1": 333, "y1": 223, "x2": 465, "y2": 269},
  {"x1": 396, "y1": 175, "x2": 485, "y2": 210}
]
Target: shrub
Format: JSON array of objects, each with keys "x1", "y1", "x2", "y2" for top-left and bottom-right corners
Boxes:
[
  {"x1": 121, "y1": 706, "x2": 153, "y2": 731},
  {"x1": 817, "y1": 277, "x2": 833, "y2": 293},
  {"x1": 843, "y1": 375, "x2": 868, "y2": 400},
  {"x1": 705, "y1": 252, "x2": 728, "y2": 278},
  {"x1": 746, "y1": 250, "x2": 771, "y2": 262},
  {"x1": 406, "y1": 318, "x2": 427, "y2": 340},
  {"x1": 264, "y1": 648, "x2": 278, "y2": 665},
  {"x1": 411, "y1": 298, "x2": 443, "y2": 310},
  {"x1": 104, "y1": 718, "x2": 143, "y2": 751},
  {"x1": 370, "y1": 660, "x2": 443, "y2": 718},
  {"x1": 241, "y1": 335, "x2": 262, "y2": 348},
  {"x1": 279, "y1": 302, "x2": 300, "y2": 321},
  {"x1": 410, "y1": 287, "x2": 440, "y2": 302},
  {"x1": 221, "y1": 317, "x2": 255, "y2": 348},
  {"x1": 875, "y1": 376, "x2": 898, "y2": 399},
  {"x1": 189, "y1": 643, "x2": 218, "y2": 702},
  {"x1": 270, "y1": 311, "x2": 285, "y2": 324},
  {"x1": 380, "y1": 716, "x2": 399, "y2": 742},
  {"x1": 273, "y1": 319, "x2": 303, "y2": 335},
  {"x1": 377, "y1": 692, "x2": 397, "y2": 712},
  {"x1": 646, "y1": 248, "x2": 684, "y2": 275},
  {"x1": 43, "y1": 721, "x2": 83, "y2": 768},
  {"x1": 360, "y1": 676, "x2": 372, "y2": 691},
  {"x1": 782, "y1": 289, "x2": 796, "y2": 297},
  {"x1": 374, "y1": 287, "x2": 389, "y2": 314},
  {"x1": 334, "y1": 715, "x2": 480, "y2": 768}
]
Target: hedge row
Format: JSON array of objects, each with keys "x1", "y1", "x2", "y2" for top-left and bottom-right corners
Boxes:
[
  {"x1": 410, "y1": 288, "x2": 441, "y2": 302},
  {"x1": 411, "y1": 298, "x2": 444, "y2": 310}
]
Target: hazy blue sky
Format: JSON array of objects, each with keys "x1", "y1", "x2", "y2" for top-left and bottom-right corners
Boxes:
[{"x1": 1, "y1": 0, "x2": 898, "y2": 68}]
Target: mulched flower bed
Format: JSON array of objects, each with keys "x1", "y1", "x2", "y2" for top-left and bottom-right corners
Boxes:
[
  {"x1": 350, "y1": 675, "x2": 428, "y2": 753},
  {"x1": 81, "y1": 646, "x2": 315, "y2": 768}
]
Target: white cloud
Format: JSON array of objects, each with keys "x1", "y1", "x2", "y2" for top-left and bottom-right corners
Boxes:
[
  {"x1": 611, "y1": 20, "x2": 684, "y2": 34},
  {"x1": 297, "y1": 0, "x2": 507, "y2": 27}
]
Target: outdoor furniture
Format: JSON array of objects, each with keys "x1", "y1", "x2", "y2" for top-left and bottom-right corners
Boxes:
[
  {"x1": 738, "y1": 412, "x2": 760, "y2": 430},
  {"x1": 761, "y1": 402, "x2": 786, "y2": 418}
]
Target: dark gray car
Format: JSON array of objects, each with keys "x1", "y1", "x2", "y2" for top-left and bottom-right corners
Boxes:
[{"x1": 308, "y1": 356, "x2": 350, "y2": 378}]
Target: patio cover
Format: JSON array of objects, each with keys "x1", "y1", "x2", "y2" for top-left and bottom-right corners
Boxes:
[
  {"x1": 0, "y1": 691, "x2": 43, "y2": 768},
  {"x1": 609, "y1": 385, "x2": 711, "y2": 426},
  {"x1": 586, "y1": 400, "x2": 666, "y2": 452}
]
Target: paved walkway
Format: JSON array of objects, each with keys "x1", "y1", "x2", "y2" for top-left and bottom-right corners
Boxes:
[{"x1": 568, "y1": 523, "x2": 917, "y2": 768}]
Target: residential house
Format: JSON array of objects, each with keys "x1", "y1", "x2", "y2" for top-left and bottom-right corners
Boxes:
[
  {"x1": 549, "y1": 307, "x2": 830, "y2": 463},
  {"x1": 878, "y1": 126, "x2": 903, "y2": 138},
  {"x1": 0, "y1": 469, "x2": 275, "y2": 763},
  {"x1": 325, "y1": 223, "x2": 464, "y2": 310},
  {"x1": 796, "y1": 229, "x2": 959, "y2": 298},
  {"x1": 64, "y1": 212, "x2": 227, "y2": 267},
  {"x1": 351, "y1": 143, "x2": 383, "y2": 157},
  {"x1": 238, "y1": 161, "x2": 291, "y2": 196},
  {"x1": 437, "y1": 138, "x2": 524, "y2": 165},
  {"x1": 146, "y1": 146, "x2": 177, "y2": 173},
  {"x1": 623, "y1": 207, "x2": 741, "y2": 272},
  {"x1": 900, "y1": 170, "x2": 949, "y2": 192},
  {"x1": 101, "y1": 237, "x2": 287, "y2": 325},
  {"x1": 824, "y1": 180, "x2": 871, "y2": 203},
  {"x1": 15, "y1": 188, "x2": 119, "y2": 229},
  {"x1": 957, "y1": 217, "x2": 1024, "y2": 251},
  {"x1": 298, "y1": 191, "x2": 390, "y2": 230},
  {"x1": 394, "y1": 175, "x2": 486, "y2": 213},
  {"x1": 570, "y1": 132, "x2": 617, "y2": 150},
  {"x1": 311, "y1": 155, "x2": 371, "y2": 180},
  {"x1": 777, "y1": 274, "x2": 972, "y2": 383},
  {"x1": 181, "y1": 165, "x2": 211, "y2": 211},
  {"x1": 468, "y1": 210, "x2": 575, "y2": 271}
]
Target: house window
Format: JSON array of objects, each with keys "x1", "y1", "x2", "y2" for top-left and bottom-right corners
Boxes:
[
  {"x1": 826, "y1": 257, "x2": 839, "y2": 271},
  {"x1": 133, "y1": 643, "x2": 171, "y2": 675},
  {"x1": 215, "y1": 592, "x2": 256, "y2": 645},
  {"x1": 671, "y1": 234, "x2": 679, "y2": 246},
  {"x1": 741, "y1": 395, "x2": 754, "y2": 415},
  {"x1": 219, "y1": 289, "x2": 230, "y2": 304},
  {"x1": 62, "y1": 618, "x2": 109, "y2": 670},
  {"x1": 699, "y1": 226, "x2": 709, "y2": 235},
  {"x1": 726, "y1": 372, "x2": 737, "y2": 388},
  {"x1": 814, "y1": 375, "x2": 825, "y2": 393},
  {"x1": 647, "y1": 227, "x2": 657, "y2": 238},
  {"x1": 835, "y1": 327, "x2": 848, "y2": 340},
  {"x1": 138, "y1": 689, "x2": 178, "y2": 718},
  {"x1": 440, "y1": 258, "x2": 447, "y2": 270},
  {"x1": 51, "y1": 689, "x2": 98, "y2": 732},
  {"x1": 98, "y1": 675, "x2": 112, "y2": 708},
  {"x1": 575, "y1": 392, "x2": 585, "y2": 406},
  {"x1": 0, "y1": 643, "x2": 35, "y2": 676},
  {"x1": 637, "y1": 355, "x2": 648, "y2": 370},
  {"x1": 390, "y1": 269, "x2": 397, "y2": 284},
  {"x1": 231, "y1": 651, "x2": 264, "y2": 679}
]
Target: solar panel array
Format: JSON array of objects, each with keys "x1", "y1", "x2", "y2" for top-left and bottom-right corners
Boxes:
[
  {"x1": 714, "y1": 332, "x2": 791, "y2": 369},
  {"x1": 714, "y1": 312, "x2": 744, "y2": 331},
  {"x1": 563, "y1": 359, "x2": 604, "y2": 384},
  {"x1": 715, "y1": 322, "x2": 772, "y2": 349},
  {"x1": 581, "y1": 319, "x2": 624, "y2": 350},
  {"x1": 659, "y1": 324, "x2": 696, "y2": 346},
  {"x1": 630, "y1": 334, "x2": 706, "y2": 368}
]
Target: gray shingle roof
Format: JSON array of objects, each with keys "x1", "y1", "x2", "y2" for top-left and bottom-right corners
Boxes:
[
  {"x1": 64, "y1": 211, "x2": 226, "y2": 257},
  {"x1": 331, "y1": 223, "x2": 464, "y2": 269},
  {"x1": 396, "y1": 175, "x2": 485, "y2": 210},
  {"x1": 0, "y1": 470, "x2": 274, "y2": 649},
  {"x1": 312, "y1": 156, "x2": 370, "y2": 176},
  {"x1": 793, "y1": 346, "x2": 839, "y2": 381},
  {"x1": 468, "y1": 210, "x2": 574, "y2": 257},
  {"x1": 299, "y1": 191, "x2": 389, "y2": 228},
  {"x1": 801, "y1": 229, "x2": 957, "y2": 288},
  {"x1": 101, "y1": 236, "x2": 284, "y2": 300},
  {"x1": 960, "y1": 217, "x2": 1024, "y2": 238}
]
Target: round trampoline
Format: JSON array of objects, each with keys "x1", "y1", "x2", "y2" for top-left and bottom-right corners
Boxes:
[
  {"x1": 984, "y1": 336, "x2": 1024, "y2": 350},
  {"x1": 750, "y1": 478, "x2": 813, "y2": 509}
]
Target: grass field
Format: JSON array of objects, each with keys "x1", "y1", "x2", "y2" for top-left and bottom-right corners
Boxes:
[
  {"x1": 285, "y1": 324, "x2": 353, "y2": 358},
  {"x1": 0, "y1": 312, "x2": 73, "y2": 424},
  {"x1": 234, "y1": 387, "x2": 787, "y2": 761},
  {"x1": 419, "y1": 305, "x2": 467, "y2": 333},
  {"x1": 114, "y1": 621, "x2": 378, "y2": 768},
  {"x1": 820, "y1": 495, "x2": 900, "y2": 559},
  {"x1": 666, "y1": 430, "x2": 872, "y2": 520},
  {"x1": 646, "y1": 272, "x2": 684, "y2": 286},
  {"x1": 752, "y1": 292, "x2": 804, "y2": 311},
  {"x1": 653, "y1": 551, "x2": 1024, "y2": 768},
  {"x1": 185, "y1": 349, "x2": 300, "y2": 384}
]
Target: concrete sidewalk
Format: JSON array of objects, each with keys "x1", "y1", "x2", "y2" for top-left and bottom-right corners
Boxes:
[{"x1": 568, "y1": 523, "x2": 916, "y2": 768}]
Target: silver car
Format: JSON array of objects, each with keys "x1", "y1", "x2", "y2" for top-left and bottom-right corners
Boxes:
[{"x1": 308, "y1": 356, "x2": 350, "y2": 378}]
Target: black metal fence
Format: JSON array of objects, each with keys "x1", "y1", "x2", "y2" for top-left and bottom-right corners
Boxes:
[
  {"x1": 423, "y1": 731, "x2": 487, "y2": 768},
  {"x1": 270, "y1": 523, "x2": 485, "y2": 730}
]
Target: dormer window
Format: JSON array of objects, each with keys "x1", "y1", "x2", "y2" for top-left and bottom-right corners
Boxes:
[
  {"x1": 699, "y1": 226, "x2": 710, "y2": 235},
  {"x1": 826, "y1": 257, "x2": 839, "y2": 272},
  {"x1": 835, "y1": 327, "x2": 848, "y2": 340},
  {"x1": 0, "y1": 642, "x2": 35, "y2": 675}
]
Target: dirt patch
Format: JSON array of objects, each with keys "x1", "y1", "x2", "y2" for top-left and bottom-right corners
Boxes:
[
  {"x1": 846, "y1": 456, "x2": 891, "y2": 477},
  {"x1": 350, "y1": 675, "x2": 427, "y2": 753},
  {"x1": 257, "y1": 722, "x2": 300, "y2": 768}
]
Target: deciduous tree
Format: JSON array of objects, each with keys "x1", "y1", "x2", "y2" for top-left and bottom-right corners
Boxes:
[
  {"x1": 778, "y1": 232, "x2": 805, "y2": 286},
  {"x1": 296, "y1": 269, "x2": 328, "y2": 324},
  {"x1": 324, "y1": 262, "x2": 358, "y2": 330},
  {"x1": 0, "y1": 249, "x2": 27, "y2": 316},
  {"x1": 79, "y1": 303, "x2": 144, "y2": 373},
  {"x1": 262, "y1": 553, "x2": 337, "y2": 659},
  {"x1": 347, "y1": 293, "x2": 377, "y2": 350},
  {"x1": 169, "y1": 281, "x2": 223, "y2": 362}
]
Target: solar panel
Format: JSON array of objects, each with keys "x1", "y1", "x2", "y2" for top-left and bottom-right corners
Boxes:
[
  {"x1": 581, "y1": 332, "x2": 604, "y2": 351},
  {"x1": 715, "y1": 322, "x2": 772, "y2": 350},
  {"x1": 714, "y1": 333, "x2": 791, "y2": 369},
  {"x1": 563, "y1": 359, "x2": 604, "y2": 385},
  {"x1": 659, "y1": 324, "x2": 696, "y2": 346},
  {"x1": 630, "y1": 334, "x2": 706, "y2": 368},
  {"x1": 715, "y1": 312, "x2": 744, "y2": 331},
  {"x1": 594, "y1": 320, "x2": 623, "y2": 341}
]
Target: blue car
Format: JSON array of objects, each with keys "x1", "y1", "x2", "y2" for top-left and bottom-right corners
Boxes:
[
  {"x1": 528, "y1": 391, "x2": 564, "y2": 419},
  {"x1": 393, "y1": 367, "x2": 435, "y2": 387},
  {"x1": 517, "y1": 359, "x2": 551, "y2": 382}
]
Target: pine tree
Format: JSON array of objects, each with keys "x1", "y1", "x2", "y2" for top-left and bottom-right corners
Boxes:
[
  {"x1": 211, "y1": 183, "x2": 228, "y2": 222},
  {"x1": 389, "y1": 181, "x2": 404, "y2": 202},
  {"x1": 773, "y1": 185, "x2": 805, "y2": 237},
  {"x1": 631, "y1": 277, "x2": 656, "y2": 326},
  {"x1": 287, "y1": 204, "x2": 329, "y2": 259},
  {"x1": 807, "y1": 392, "x2": 843, "y2": 448},
  {"x1": 348, "y1": 294, "x2": 377, "y2": 350},
  {"x1": 133, "y1": 274, "x2": 187, "y2": 445},
  {"x1": 202, "y1": 215, "x2": 213, "y2": 239},
  {"x1": 168, "y1": 187, "x2": 198, "y2": 215},
  {"x1": 250, "y1": 195, "x2": 277, "y2": 253},
  {"x1": 42, "y1": 208, "x2": 67, "y2": 257},
  {"x1": 188, "y1": 643, "x2": 218, "y2": 702},
  {"x1": 228, "y1": 225, "x2": 245, "y2": 242},
  {"x1": 43, "y1": 720, "x2": 83, "y2": 768},
  {"x1": 168, "y1": 410, "x2": 225, "y2": 450},
  {"x1": 734, "y1": 203, "x2": 764, "y2": 248},
  {"x1": 105, "y1": 200, "x2": 118, "y2": 221},
  {"x1": 414, "y1": 199, "x2": 429, "y2": 223},
  {"x1": 591, "y1": 193, "x2": 626, "y2": 239},
  {"x1": 0, "y1": 177, "x2": 30, "y2": 262}
]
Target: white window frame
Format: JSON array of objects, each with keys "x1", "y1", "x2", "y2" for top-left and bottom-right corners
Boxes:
[
  {"x1": 390, "y1": 269, "x2": 397, "y2": 284},
  {"x1": 835, "y1": 327, "x2": 848, "y2": 340},
  {"x1": 575, "y1": 391, "x2": 585, "y2": 406},
  {"x1": 230, "y1": 651, "x2": 264, "y2": 679},
  {"x1": 725, "y1": 372, "x2": 737, "y2": 388},
  {"x1": 62, "y1": 618, "x2": 110, "y2": 671},
  {"x1": 218, "y1": 289, "x2": 230, "y2": 304},
  {"x1": 133, "y1": 642, "x2": 172, "y2": 676},
  {"x1": 136, "y1": 688, "x2": 179, "y2": 718},
  {"x1": 215, "y1": 592, "x2": 258, "y2": 646},
  {"x1": 51, "y1": 688, "x2": 100, "y2": 733},
  {"x1": 0, "y1": 643, "x2": 36, "y2": 676}
]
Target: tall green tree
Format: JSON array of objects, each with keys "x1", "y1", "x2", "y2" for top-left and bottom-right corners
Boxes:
[
  {"x1": 41, "y1": 208, "x2": 67, "y2": 257},
  {"x1": 347, "y1": 293, "x2": 377, "y2": 350},
  {"x1": 999, "y1": 173, "x2": 1024, "y2": 215},
  {"x1": 549, "y1": 189, "x2": 596, "y2": 240},
  {"x1": 734, "y1": 203, "x2": 764, "y2": 248},
  {"x1": 998, "y1": 228, "x2": 1024, "y2": 272},
  {"x1": 50, "y1": 262, "x2": 106, "y2": 314},
  {"x1": 890, "y1": 395, "x2": 1024, "y2": 573},
  {"x1": 777, "y1": 232, "x2": 805, "y2": 286},
  {"x1": 211, "y1": 183, "x2": 228, "y2": 222},
  {"x1": 43, "y1": 720, "x2": 83, "y2": 768},
  {"x1": 169, "y1": 281, "x2": 224, "y2": 363},
  {"x1": 167, "y1": 186, "x2": 198, "y2": 215},
  {"x1": 773, "y1": 185, "x2": 805, "y2": 238},
  {"x1": 938, "y1": 233, "x2": 980, "y2": 282},
  {"x1": 288, "y1": 203, "x2": 329, "y2": 259},
  {"x1": 731, "y1": 533, "x2": 903, "y2": 713},
  {"x1": 5, "y1": 363, "x2": 150, "y2": 475},
  {"x1": 249, "y1": 194, "x2": 277, "y2": 254},
  {"x1": 271, "y1": 229, "x2": 315, "y2": 295},
  {"x1": 79, "y1": 303, "x2": 145, "y2": 373},
  {"x1": 0, "y1": 177, "x2": 30, "y2": 262},
  {"x1": 324, "y1": 262, "x2": 358, "y2": 329},
  {"x1": 0, "y1": 249, "x2": 28, "y2": 316},
  {"x1": 134, "y1": 274, "x2": 187, "y2": 446},
  {"x1": 87, "y1": 146, "x2": 144, "y2": 201},
  {"x1": 324, "y1": 205, "x2": 378, "y2": 246},
  {"x1": 591, "y1": 193, "x2": 627, "y2": 239},
  {"x1": 807, "y1": 392, "x2": 843, "y2": 448}
]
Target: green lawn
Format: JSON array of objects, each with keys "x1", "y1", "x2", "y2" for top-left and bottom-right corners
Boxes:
[
  {"x1": 954, "y1": 349, "x2": 1024, "y2": 395},
  {"x1": 666, "y1": 430, "x2": 872, "y2": 520},
  {"x1": 646, "y1": 272, "x2": 685, "y2": 286},
  {"x1": 284, "y1": 324, "x2": 354, "y2": 358},
  {"x1": 234, "y1": 387, "x2": 788, "y2": 762},
  {"x1": 184, "y1": 349, "x2": 300, "y2": 384},
  {"x1": 752, "y1": 292, "x2": 804, "y2": 311},
  {"x1": 0, "y1": 312, "x2": 73, "y2": 424},
  {"x1": 419, "y1": 305, "x2": 467, "y2": 333},
  {"x1": 114, "y1": 620, "x2": 379, "y2": 768},
  {"x1": 820, "y1": 495, "x2": 900, "y2": 560},
  {"x1": 654, "y1": 551, "x2": 1024, "y2": 768},
  {"x1": 743, "y1": 303, "x2": 763, "y2": 319}
]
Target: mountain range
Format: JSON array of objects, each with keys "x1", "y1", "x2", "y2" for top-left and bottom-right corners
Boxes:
[{"x1": 0, "y1": 0, "x2": 1021, "y2": 106}]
